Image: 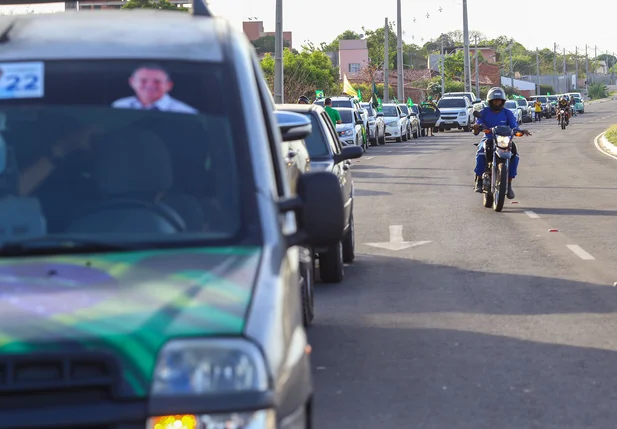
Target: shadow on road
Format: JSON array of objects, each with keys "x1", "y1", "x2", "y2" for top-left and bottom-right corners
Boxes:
[
  {"x1": 524, "y1": 207, "x2": 617, "y2": 216},
  {"x1": 309, "y1": 253, "x2": 617, "y2": 428}
]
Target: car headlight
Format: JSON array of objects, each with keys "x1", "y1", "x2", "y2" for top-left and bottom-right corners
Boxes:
[
  {"x1": 147, "y1": 410, "x2": 275, "y2": 429},
  {"x1": 458, "y1": 111, "x2": 466, "y2": 116},
  {"x1": 151, "y1": 338, "x2": 268, "y2": 396},
  {"x1": 341, "y1": 129, "x2": 353, "y2": 136},
  {"x1": 495, "y1": 135, "x2": 511, "y2": 149}
]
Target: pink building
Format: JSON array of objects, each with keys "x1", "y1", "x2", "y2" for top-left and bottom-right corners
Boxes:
[
  {"x1": 242, "y1": 20, "x2": 293, "y2": 50},
  {"x1": 338, "y1": 39, "x2": 369, "y2": 80}
]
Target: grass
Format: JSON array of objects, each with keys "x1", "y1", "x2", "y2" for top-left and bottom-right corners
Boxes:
[{"x1": 605, "y1": 124, "x2": 617, "y2": 146}]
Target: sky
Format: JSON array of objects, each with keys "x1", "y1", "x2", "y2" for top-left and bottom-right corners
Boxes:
[{"x1": 2, "y1": 0, "x2": 616, "y2": 57}]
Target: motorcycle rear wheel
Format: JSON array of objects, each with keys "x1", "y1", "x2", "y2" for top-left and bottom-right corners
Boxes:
[{"x1": 493, "y1": 163, "x2": 508, "y2": 212}]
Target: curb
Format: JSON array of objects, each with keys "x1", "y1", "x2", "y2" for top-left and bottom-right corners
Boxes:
[{"x1": 594, "y1": 132, "x2": 617, "y2": 160}]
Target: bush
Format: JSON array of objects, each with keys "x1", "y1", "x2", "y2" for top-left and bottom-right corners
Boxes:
[{"x1": 588, "y1": 83, "x2": 609, "y2": 100}]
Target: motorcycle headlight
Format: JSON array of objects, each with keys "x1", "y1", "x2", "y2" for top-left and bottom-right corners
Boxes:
[
  {"x1": 151, "y1": 338, "x2": 268, "y2": 396},
  {"x1": 495, "y1": 135, "x2": 511, "y2": 149}
]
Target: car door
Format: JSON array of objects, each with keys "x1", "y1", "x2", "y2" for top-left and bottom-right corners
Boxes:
[{"x1": 320, "y1": 111, "x2": 352, "y2": 224}]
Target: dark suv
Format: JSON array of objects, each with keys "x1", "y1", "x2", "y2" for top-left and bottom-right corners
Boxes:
[{"x1": 277, "y1": 104, "x2": 363, "y2": 283}]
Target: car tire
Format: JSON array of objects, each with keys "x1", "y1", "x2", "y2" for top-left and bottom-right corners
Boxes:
[
  {"x1": 300, "y1": 261, "x2": 315, "y2": 326},
  {"x1": 463, "y1": 125, "x2": 470, "y2": 132},
  {"x1": 319, "y1": 241, "x2": 344, "y2": 283},
  {"x1": 413, "y1": 127, "x2": 419, "y2": 138},
  {"x1": 342, "y1": 213, "x2": 355, "y2": 263},
  {"x1": 402, "y1": 128, "x2": 408, "y2": 141},
  {"x1": 379, "y1": 131, "x2": 386, "y2": 145}
]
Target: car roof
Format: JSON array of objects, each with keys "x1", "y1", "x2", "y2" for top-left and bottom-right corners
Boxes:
[
  {"x1": 277, "y1": 103, "x2": 324, "y2": 114},
  {"x1": 334, "y1": 107, "x2": 354, "y2": 110},
  {"x1": 0, "y1": 10, "x2": 226, "y2": 61}
]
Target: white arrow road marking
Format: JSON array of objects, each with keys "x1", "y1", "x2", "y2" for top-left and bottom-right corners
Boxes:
[{"x1": 365, "y1": 225, "x2": 431, "y2": 251}]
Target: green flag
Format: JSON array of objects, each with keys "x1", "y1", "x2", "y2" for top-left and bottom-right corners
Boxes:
[
  {"x1": 407, "y1": 97, "x2": 414, "y2": 107},
  {"x1": 377, "y1": 97, "x2": 383, "y2": 111},
  {"x1": 315, "y1": 89, "x2": 324, "y2": 99},
  {"x1": 547, "y1": 92, "x2": 551, "y2": 96},
  {"x1": 357, "y1": 89, "x2": 362, "y2": 101}
]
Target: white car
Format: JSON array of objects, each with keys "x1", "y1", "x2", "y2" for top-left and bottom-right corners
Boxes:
[
  {"x1": 335, "y1": 107, "x2": 364, "y2": 147},
  {"x1": 381, "y1": 103, "x2": 407, "y2": 142},
  {"x1": 435, "y1": 96, "x2": 473, "y2": 132},
  {"x1": 504, "y1": 100, "x2": 522, "y2": 124}
]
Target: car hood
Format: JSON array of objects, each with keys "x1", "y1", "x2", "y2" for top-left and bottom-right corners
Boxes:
[
  {"x1": 336, "y1": 124, "x2": 353, "y2": 131},
  {"x1": 0, "y1": 246, "x2": 261, "y2": 396},
  {"x1": 438, "y1": 107, "x2": 467, "y2": 113}
]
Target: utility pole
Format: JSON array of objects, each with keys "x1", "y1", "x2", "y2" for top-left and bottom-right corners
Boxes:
[
  {"x1": 563, "y1": 47, "x2": 567, "y2": 91},
  {"x1": 575, "y1": 47, "x2": 579, "y2": 90},
  {"x1": 462, "y1": 0, "x2": 471, "y2": 92},
  {"x1": 553, "y1": 42, "x2": 558, "y2": 93},
  {"x1": 396, "y1": 0, "x2": 404, "y2": 102},
  {"x1": 440, "y1": 39, "x2": 445, "y2": 99},
  {"x1": 509, "y1": 44, "x2": 514, "y2": 91},
  {"x1": 384, "y1": 18, "x2": 389, "y2": 103},
  {"x1": 536, "y1": 48, "x2": 540, "y2": 95},
  {"x1": 585, "y1": 45, "x2": 590, "y2": 90},
  {"x1": 273, "y1": 0, "x2": 283, "y2": 103},
  {"x1": 474, "y1": 36, "x2": 480, "y2": 98}
]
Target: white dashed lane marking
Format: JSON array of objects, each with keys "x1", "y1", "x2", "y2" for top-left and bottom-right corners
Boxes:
[
  {"x1": 566, "y1": 245, "x2": 595, "y2": 260},
  {"x1": 524, "y1": 211, "x2": 540, "y2": 219}
]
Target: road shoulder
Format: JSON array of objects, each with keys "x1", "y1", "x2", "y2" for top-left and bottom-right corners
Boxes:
[{"x1": 595, "y1": 131, "x2": 617, "y2": 160}]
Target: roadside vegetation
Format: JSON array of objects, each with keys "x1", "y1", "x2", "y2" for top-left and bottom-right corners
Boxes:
[{"x1": 604, "y1": 124, "x2": 617, "y2": 146}]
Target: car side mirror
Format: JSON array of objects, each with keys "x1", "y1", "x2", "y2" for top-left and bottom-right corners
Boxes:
[
  {"x1": 376, "y1": 112, "x2": 384, "y2": 117},
  {"x1": 355, "y1": 119, "x2": 363, "y2": 125},
  {"x1": 358, "y1": 109, "x2": 366, "y2": 114},
  {"x1": 334, "y1": 145, "x2": 363, "y2": 164},
  {"x1": 279, "y1": 172, "x2": 345, "y2": 248},
  {"x1": 274, "y1": 111, "x2": 312, "y2": 142},
  {"x1": 400, "y1": 113, "x2": 406, "y2": 118}
]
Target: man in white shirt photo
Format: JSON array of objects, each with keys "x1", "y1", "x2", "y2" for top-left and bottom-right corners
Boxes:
[{"x1": 112, "y1": 64, "x2": 197, "y2": 114}]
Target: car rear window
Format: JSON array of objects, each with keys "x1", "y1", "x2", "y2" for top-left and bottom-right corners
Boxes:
[
  {"x1": 302, "y1": 113, "x2": 330, "y2": 158},
  {"x1": 337, "y1": 109, "x2": 353, "y2": 123},
  {"x1": 331, "y1": 100, "x2": 353, "y2": 108},
  {"x1": 505, "y1": 101, "x2": 517, "y2": 108}
]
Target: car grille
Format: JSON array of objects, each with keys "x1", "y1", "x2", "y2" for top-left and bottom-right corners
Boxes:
[{"x1": 0, "y1": 352, "x2": 145, "y2": 429}]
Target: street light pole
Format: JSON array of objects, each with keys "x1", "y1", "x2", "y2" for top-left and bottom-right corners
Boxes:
[
  {"x1": 274, "y1": 0, "x2": 284, "y2": 103},
  {"x1": 462, "y1": 0, "x2": 471, "y2": 92},
  {"x1": 384, "y1": 18, "x2": 389, "y2": 103},
  {"x1": 397, "y1": 0, "x2": 404, "y2": 102},
  {"x1": 474, "y1": 35, "x2": 479, "y2": 98},
  {"x1": 440, "y1": 39, "x2": 445, "y2": 99}
]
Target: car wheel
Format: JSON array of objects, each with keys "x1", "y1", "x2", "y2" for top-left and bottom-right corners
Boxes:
[
  {"x1": 319, "y1": 241, "x2": 344, "y2": 283},
  {"x1": 463, "y1": 125, "x2": 470, "y2": 132},
  {"x1": 342, "y1": 213, "x2": 355, "y2": 263},
  {"x1": 413, "y1": 127, "x2": 419, "y2": 138},
  {"x1": 300, "y1": 259, "x2": 315, "y2": 326},
  {"x1": 402, "y1": 127, "x2": 408, "y2": 141}
]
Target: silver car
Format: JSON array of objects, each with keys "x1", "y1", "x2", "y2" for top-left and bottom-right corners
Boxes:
[
  {"x1": 361, "y1": 102, "x2": 385, "y2": 145},
  {"x1": 0, "y1": 2, "x2": 348, "y2": 427}
]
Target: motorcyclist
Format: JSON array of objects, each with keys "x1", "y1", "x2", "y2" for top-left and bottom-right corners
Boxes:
[
  {"x1": 298, "y1": 95, "x2": 310, "y2": 104},
  {"x1": 473, "y1": 87, "x2": 531, "y2": 199},
  {"x1": 569, "y1": 95, "x2": 577, "y2": 116},
  {"x1": 557, "y1": 96, "x2": 569, "y2": 124}
]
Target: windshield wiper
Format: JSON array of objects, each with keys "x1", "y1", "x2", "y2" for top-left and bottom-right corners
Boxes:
[{"x1": 0, "y1": 235, "x2": 133, "y2": 256}]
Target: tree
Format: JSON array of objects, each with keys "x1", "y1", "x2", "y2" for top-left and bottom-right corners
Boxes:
[
  {"x1": 363, "y1": 24, "x2": 398, "y2": 70},
  {"x1": 317, "y1": 30, "x2": 362, "y2": 53},
  {"x1": 251, "y1": 35, "x2": 291, "y2": 55},
  {"x1": 122, "y1": 0, "x2": 188, "y2": 10},
  {"x1": 260, "y1": 49, "x2": 338, "y2": 102}
]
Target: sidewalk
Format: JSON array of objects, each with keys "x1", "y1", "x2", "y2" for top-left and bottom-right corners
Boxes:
[
  {"x1": 587, "y1": 96, "x2": 617, "y2": 105},
  {"x1": 597, "y1": 129, "x2": 617, "y2": 158}
]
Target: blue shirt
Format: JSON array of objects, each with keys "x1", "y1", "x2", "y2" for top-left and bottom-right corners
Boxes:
[{"x1": 475, "y1": 107, "x2": 520, "y2": 138}]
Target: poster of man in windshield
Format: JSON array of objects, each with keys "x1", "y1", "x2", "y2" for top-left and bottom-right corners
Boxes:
[{"x1": 111, "y1": 64, "x2": 197, "y2": 114}]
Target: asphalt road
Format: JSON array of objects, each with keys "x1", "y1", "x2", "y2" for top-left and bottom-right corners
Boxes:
[{"x1": 309, "y1": 100, "x2": 617, "y2": 429}]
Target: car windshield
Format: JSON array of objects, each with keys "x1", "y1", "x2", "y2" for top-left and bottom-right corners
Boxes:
[
  {"x1": 337, "y1": 109, "x2": 353, "y2": 124},
  {"x1": 301, "y1": 113, "x2": 330, "y2": 158},
  {"x1": 516, "y1": 100, "x2": 527, "y2": 106},
  {"x1": 361, "y1": 104, "x2": 375, "y2": 116},
  {"x1": 420, "y1": 105, "x2": 436, "y2": 114},
  {"x1": 536, "y1": 96, "x2": 548, "y2": 103},
  {"x1": 438, "y1": 98, "x2": 466, "y2": 108},
  {"x1": 548, "y1": 96, "x2": 558, "y2": 102},
  {"x1": 574, "y1": 98, "x2": 582, "y2": 103},
  {"x1": 505, "y1": 101, "x2": 517, "y2": 108},
  {"x1": 0, "y1": 59, "x2": 254, "y2": 252},
  {"x1": 398, "y1": 105, "x2": 409, "y2": 114},
  {"x1": 447, "y1": 93, "x2": 473, "y2": 102},
  {"x1": 410, "y1": 105, "x2": 419, "y2": 114},
  {"x1": 331, "y1": 100, "x2": 353, "y2": 108},
  {"x1": 382, "y1": 105, "x2": 399, "y2": 117}
]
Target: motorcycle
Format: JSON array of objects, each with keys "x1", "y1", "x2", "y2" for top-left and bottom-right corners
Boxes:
[
  {"x1": 472, "y1": 111, "x2": 526, "y2": 212},
  {"x1": 557, "y1": 108, "x2": 568, "y2": 130}
]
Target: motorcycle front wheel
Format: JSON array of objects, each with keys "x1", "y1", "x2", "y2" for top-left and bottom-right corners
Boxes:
[{"x1": 493, "y1": 163, "x2": 508, "y2": 212}]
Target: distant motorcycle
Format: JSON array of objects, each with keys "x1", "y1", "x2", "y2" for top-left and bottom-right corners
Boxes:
[
  {"x1": 472, "y1": 111, "x2": 527, "y2": 212},
  {"x1": 557, "y1": 108, "x2": 568, "y2": 130}
]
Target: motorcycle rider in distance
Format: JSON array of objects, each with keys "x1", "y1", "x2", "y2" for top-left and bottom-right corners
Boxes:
[
  {"x1": 473, "y1": 87, "x2": 531, "y2": 199},
  {"x1": 557, "y1": 96, "x2": 570, "y2": 124},
  {"x1": 569, "y1": 95, "x2": 577, "y2": 116},
  {"x1": 298, "y1": 95, "x2": 310, "y2": 104}
]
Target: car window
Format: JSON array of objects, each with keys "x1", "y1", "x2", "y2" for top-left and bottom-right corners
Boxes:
[
  {"x1": 420, "y1": 105, "x2": 436, "y2": 114},
  {"x1": 320, "y1": 112, "x2": 341, "y2": 155},
  {"x1": 505, "y1": 101, "x2": 517, "y2": 108},
  {"x1": 314, "y1": 100, "x2": 325, "y2": 107},
  {"x1": 362, "y1": 104, "x2": 375, "y2": 116},
  {"x1": 331, "y1": 100, "x2": 353, "y2": 108},
  {"x1": 382, "y1": 105, "x2": 399, "y2": 117},
  {"x1": 438, "y1": 98, "x2": 466, "y2": 108},
  {"x1": 410, "y1": 105, "x2": 419, "y2": 114},
  {"x1": 398, "y1": 105, "x2": 409, "y2": 114},
  {"x1": 0, "y1": 59, "x2": 256, "y2": 247},
  {"x1": 336, "y1": 109, "x2": 353, "y2": 123},
  {"x1": 301, "y1": 113, "x2": 330, "y2": 158}
]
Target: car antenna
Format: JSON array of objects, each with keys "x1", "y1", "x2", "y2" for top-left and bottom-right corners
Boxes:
[{"x1": 0, "y1": 21, "x2": 15, "y2": 44}]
